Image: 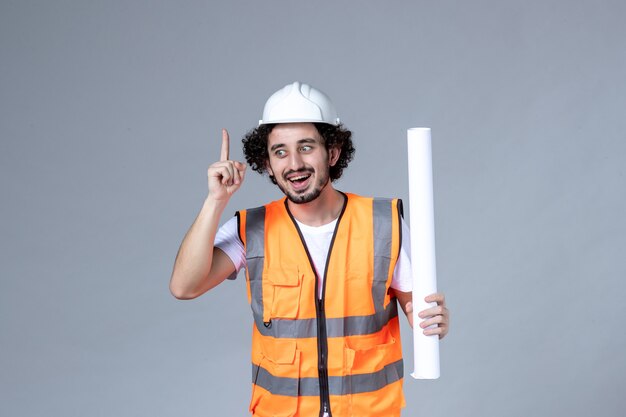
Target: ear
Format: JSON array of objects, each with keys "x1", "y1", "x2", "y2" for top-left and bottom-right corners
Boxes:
[
  {"x1": 328, "y1": 146, "x2": 341, "y2": 167},
  {"x1": 265, "y1": 159, "x2": 274, "y2": 177}
]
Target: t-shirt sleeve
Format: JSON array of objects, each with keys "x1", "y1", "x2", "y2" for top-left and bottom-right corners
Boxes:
[
  {"x1": 390, "y1": 217, "x2": 412, "y2": 292},
  {"x1": 214, "y1": 215, "x2": 246, "y2": 278}
]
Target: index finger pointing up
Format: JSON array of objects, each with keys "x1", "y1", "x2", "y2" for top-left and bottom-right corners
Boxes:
[{"x1": 220, "y1": 128, "x2": 230, "y2": 161}]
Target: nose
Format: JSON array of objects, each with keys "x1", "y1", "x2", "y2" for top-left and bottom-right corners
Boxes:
[{"x1": 288, "y1": 151, "x2": 305, "y2": 171}]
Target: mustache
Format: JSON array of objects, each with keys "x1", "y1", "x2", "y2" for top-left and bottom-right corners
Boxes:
[{"x1": 283, "y1": 168, "x2": 314, "y2": 179}]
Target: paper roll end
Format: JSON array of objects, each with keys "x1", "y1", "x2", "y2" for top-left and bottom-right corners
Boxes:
[
  {"x1": 410, "y1": 371, "x2": 440, "y2": 380},
  {"x1": 407, "y1": 127, "x2": 432, "y2": 141}
]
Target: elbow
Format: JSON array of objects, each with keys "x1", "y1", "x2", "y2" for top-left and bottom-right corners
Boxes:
[
  {"x1": 170, "y1": 286, "x2": 197, "y2": 300},
  {"x1": 169, "y1": 274, "x2": 201, "y2": 300}
]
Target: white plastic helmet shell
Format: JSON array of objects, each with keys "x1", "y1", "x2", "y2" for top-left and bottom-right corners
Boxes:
[{"x1": 259, "y1": 81, "x2": 340, "y2": 126}]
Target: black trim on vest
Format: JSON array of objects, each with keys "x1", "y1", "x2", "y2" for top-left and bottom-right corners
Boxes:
[
  {"x1": 396, "y1": 199, "x2": 403, "y2": 265},
  {"x1": 397, "y1": 198, "x2": 404, "y2": 219},
  {"x1": 235, "y1": 211, "x2": 243, "y2": 245}
]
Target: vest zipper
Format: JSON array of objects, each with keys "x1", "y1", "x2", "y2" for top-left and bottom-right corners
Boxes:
[
  {"x1": 284, "y1": 194, "x2": 348, "y2": 417},
  {"x1": 316, "y1": 292, "x2": 331, "y2": 417}
]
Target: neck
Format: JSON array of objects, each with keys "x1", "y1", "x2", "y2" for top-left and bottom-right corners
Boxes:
[{"x1": 286, "y1": 184, "x2": 345, "y2": 226}]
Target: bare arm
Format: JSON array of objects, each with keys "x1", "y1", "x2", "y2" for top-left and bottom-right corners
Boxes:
[
  {"x1": 169, "y1": 129, "x2": 246, "y2": 299},
  {"x1": 169, "y1": 198, "x2": 234, "y2": 299},
  {"x1": 395, "y1": 290, "x2": 414, "y2": 327}
]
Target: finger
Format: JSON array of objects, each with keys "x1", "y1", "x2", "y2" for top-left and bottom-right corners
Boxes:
[
  {"x1": 424, "y1": 293, "x2": 445, "y2": 305},
  {"x1": 423, "y1": 326, "x2": 446, "y2": 338},
  {"x1": 233, "y1": 163, "x2": 242, "y2": 185},
  {"x1": 234, "y1": 162, "x2": 247, "y2": 185},
  {"x1": 220, "y1": 128, "x2": 230, "y2": 162},
  {"x1": 210, "y1": 164, "x2": 234, "y2": 185},
  {"x1": 232, "y1": 168, "x2": 240, "y2": 185},
  {"x1": 418, "y1": 305, "x2": 447, "y2": 319},
  {"x1": 238, "y1": 164, "x2": 247, "y2": 183},
  {"x1": 420, "y1": 315, "x2": 445, "y2": 329},
  {"x1": 208, "y1": 162, "x2": 233, "y2": 178},
  {"x1": 222, "y1": 164, "x2": 235, "y2": 185}
]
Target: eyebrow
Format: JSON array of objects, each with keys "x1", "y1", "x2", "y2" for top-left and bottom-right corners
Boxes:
[{"x1": 270, "y1": 137, "x2": 319, "y2": 152}]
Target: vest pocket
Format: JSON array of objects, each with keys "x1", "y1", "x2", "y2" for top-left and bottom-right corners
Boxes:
[
  {"x1": 264, "y1": 266, "x2": 302, "y2": 320},
  {"x1": 343, "y1": 335, "x2": 404, "y2": 415},
  {"x1": 344, "y1": 333, "x2": 399, "y2": 381},
  {"x1": 250, "y1": 340, "x2": 300, "y2": 416}
]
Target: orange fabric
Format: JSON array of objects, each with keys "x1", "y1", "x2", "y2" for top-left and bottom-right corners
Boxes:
[{"x1": 240, "y1": 194, "x2": 404, "y2": 417}]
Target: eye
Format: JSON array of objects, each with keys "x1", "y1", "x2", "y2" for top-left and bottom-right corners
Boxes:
[{"x1": 300, "y1": 145, "x2": 313, "y2": 152}]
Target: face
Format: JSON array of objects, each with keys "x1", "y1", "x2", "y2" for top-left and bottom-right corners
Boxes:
[{"x1": 266, "y1": 123, "x2": 339, "y2": 204}]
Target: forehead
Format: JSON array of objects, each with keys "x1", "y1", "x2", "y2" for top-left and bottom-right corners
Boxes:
[{"x1": 267, "y1": 123, "x2": 323, "y2": 148}]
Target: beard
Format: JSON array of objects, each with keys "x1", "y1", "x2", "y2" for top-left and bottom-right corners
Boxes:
[{"x1": 275, "y1": 168, "x2": 330, "y2": 205}]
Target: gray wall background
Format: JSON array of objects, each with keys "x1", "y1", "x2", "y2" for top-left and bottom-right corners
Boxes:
[{"x1": 2, "y1": 1, "x2": 625, "y2": 416}]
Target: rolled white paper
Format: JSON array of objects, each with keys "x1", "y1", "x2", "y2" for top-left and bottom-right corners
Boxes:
[{"x1": 407, "y1": 127, "x2": 440, "y2": 379}]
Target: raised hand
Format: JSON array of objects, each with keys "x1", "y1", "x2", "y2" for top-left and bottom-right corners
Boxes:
[{"x1": 207, "y1": 129, "x2": 247, "y2": 201}]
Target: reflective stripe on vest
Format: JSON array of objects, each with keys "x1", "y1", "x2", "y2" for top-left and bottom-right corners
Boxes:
[
  {"x1": 252, "y1": 358, "x2": 404, "y2": 397},
  {"x1": 244, "y1": 205, "x2": 266, "y2": 329}
]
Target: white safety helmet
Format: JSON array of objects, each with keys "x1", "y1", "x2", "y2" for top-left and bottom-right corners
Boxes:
[{"x1": 259, "y1": 81, "x2": 340, "y2": 126}]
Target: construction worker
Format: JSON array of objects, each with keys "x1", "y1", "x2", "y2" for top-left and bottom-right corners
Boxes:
[{"x1": 170, "y1": 82, "x2": 450, "y2": 417}]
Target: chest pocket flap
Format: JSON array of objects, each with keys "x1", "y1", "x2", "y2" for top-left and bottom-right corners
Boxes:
[{"x1": 264, "y1": 266, "x2": 303, "y2": 319}]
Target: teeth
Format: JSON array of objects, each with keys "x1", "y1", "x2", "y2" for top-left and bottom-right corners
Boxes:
[{"x1": 289, "y1": 175, "x2": 310, "y2": 182}]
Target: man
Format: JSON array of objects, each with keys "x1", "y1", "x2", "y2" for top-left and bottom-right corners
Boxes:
[{"x1": 170, "y1": 82, "x2": 449, "y2": 417}]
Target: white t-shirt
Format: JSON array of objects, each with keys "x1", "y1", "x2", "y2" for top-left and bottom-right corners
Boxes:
[{"x1": 215, "y1": 215, "x2": 413, "y2": 297}]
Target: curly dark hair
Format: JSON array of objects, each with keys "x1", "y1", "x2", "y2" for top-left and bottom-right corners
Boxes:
[{"x1": 242, "y1": 123, "x2": 355, "y2": 184}]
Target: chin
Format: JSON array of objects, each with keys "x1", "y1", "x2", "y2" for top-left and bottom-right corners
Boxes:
[{"x1": 286, "y1": 191, "x2": 319, "y2": 204}]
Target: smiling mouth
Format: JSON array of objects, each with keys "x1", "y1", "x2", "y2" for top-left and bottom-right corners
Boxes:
[
  {"x1": 285, "y1": 171, "x2": 313, "y2": 189},
  {"x1": 288, "y1": 174, "x2": 311, "y2": 184}
]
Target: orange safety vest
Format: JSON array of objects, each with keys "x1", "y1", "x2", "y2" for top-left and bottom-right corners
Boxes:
[{"x1": 237, "y1": 193, "x2": 405, "y2": 417}]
